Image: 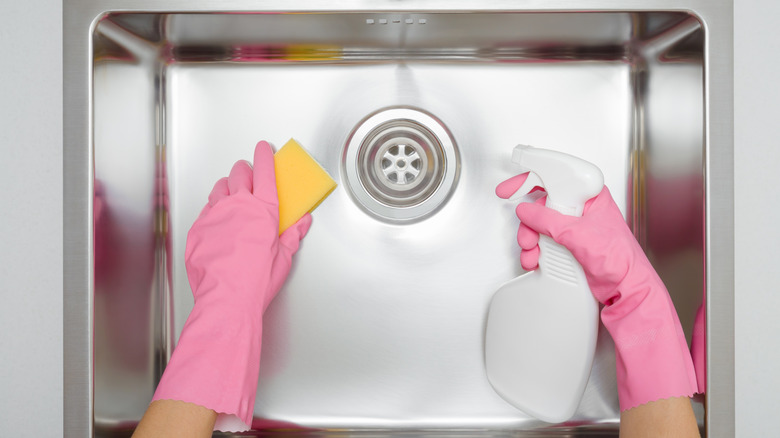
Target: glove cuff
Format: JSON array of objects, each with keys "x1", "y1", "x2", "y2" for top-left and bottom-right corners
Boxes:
[
  {"x1": 602, "y1": 278, "x2": 698, "y2": 411},
  {"x1": 152, "y1": 302, "x2": 263, "y2": 431}
]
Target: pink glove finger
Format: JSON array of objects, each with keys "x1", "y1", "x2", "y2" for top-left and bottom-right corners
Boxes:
[
  {"x1": 495, "y1": 172, "x2": 530, "y2": 199},
  {"x1": 227, "y1": 160, "x2": 254, "y2": 194},
  {"x1": 252, "y1": 141, "x2": 279, "y2": 206},
  {"x1": 495, "y1": 175, "x2": 547, "y2": 270},
  {"x1": 496, "y1": 172, "x2": 548, "y2": 199},
  {"x1": 515, "y1": 200, "x2": 577, "y2": 246},
  {"x1": 194, "y1": 204, "x2": 212, "y2": 222},
  {"x1": 517, "y1": 195, "x2": 546, "y2": 250},
  {"x1": 517, "y1": 222, "x2": 540, "y2": 270},
  {"x1": 517, "y1": 222, "x2": 539, "y2": 250},
  {"x1": 208, "y1": 177, "x2": 230, "y2": 206},
  {"x1": 279, "y1": 213, "x2": 313, "y2": 252},
  {"x1": 519, "y1": 246, "x2": 540, "y2": 271},
  {"x1": 496, "y1": 174, "x2": 547, "y2": 271}
]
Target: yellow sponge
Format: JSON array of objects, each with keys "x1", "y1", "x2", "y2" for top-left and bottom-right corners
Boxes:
[{"x1": 274, "y1": 139, "x2": 337, "y2": 234}]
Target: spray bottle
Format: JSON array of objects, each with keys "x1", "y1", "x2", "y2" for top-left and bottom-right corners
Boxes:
[{"x1": 485, "y1": 145, "x2": 604, "y2": 423}]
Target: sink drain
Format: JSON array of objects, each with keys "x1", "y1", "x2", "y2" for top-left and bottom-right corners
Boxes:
[{"x1": 343, "y1": 107, "x2": 459, "y2": 221}]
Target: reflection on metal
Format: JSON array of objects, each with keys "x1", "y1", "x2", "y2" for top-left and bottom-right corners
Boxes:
[{"x1": 64, "y1": 4, "x2": 734, "y2": 438}]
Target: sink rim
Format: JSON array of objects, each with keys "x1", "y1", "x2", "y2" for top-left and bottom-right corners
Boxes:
[{"x1": 64, "y1": 2, "x2": 734, "y2": 437}]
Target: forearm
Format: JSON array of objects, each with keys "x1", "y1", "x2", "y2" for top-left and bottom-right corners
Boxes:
[
  {"x1": 619, "y1": 396, "x2": 700, "y2": 438},
  {"x1": 606, "y1": 276, "x2": 700, "y2": 435},
  {"x1": 133, "y1": 399, "x2": 217, "y2": 438},
  {"x1": 602, "y1": 277, "x2": 698, "y2": 411}
]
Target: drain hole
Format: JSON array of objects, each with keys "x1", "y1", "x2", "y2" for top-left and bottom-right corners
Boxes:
[
  {"x1": 363, "y1": 128, "x2": 439, "y2": 205},
  {"x1": 379, "y1": 144, "x2": 424, "y2": 188},
  {"x1": 343, "y1": 107, "x2": 460, "y2": 222}
]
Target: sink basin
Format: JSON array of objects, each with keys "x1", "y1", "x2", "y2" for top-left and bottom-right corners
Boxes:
[{"x1": 64, "y1": 2, "x2": 734, "y2": 437}]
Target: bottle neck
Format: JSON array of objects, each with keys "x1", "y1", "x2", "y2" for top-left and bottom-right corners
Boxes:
[{"x1": 538, "y1": 235, "x2": 587, "y2": 287}]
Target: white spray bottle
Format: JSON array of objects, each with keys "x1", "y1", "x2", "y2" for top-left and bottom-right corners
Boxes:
[{"x1": 485, "y1": 145, "x2": 604, "y2": 423}]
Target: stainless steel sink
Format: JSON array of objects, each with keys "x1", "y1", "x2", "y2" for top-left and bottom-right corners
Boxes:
[{"x1": 64, "y1": 2, "x2": 734, "y2": 437}]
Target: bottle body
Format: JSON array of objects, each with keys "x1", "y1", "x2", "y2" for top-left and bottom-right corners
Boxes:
[
  {"x1": 485, "y1": 235, "x2": 599, "y2": 423},
  {"x1": 486, "y1": 144, "x2": 604, "y2": 422}
]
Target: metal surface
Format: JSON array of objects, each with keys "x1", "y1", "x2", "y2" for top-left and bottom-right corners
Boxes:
[{"x1": 64, "y1": 2, "x2": 734, "y2": 437}]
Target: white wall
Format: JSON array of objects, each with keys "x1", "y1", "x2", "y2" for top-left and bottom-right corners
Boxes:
[
  {"x1": 0, "y1": 0, "x2": 776, "y2": 435},
  {"x1": 733, "y1": 0, "x2": 780, "y2": 435},
  {"x1": 0, "y1": 0, "x2": 63, "y2": 435}
]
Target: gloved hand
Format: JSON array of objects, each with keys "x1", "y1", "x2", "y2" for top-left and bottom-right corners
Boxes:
[
  {"x1": 496, "y1": 173, "x2": 698, "y2": 411},
  {"x1": 152, "y1": 141, "x2": 312, "y2": 431}
]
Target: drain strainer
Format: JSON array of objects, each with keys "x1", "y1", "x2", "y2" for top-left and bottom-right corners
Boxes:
[{"x1": 343, "y1": 107, "x2": 459, "y2": 221}]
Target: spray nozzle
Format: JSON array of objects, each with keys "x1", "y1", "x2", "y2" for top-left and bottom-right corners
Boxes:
[{"x1": 506, "y1": 145, "x2": 604, "y2": 217}]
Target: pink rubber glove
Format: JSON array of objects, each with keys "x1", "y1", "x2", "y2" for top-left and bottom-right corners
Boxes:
[
  {"x1": 152, "y1": 141, "x2": 312, "y2": 432},
  {"x1": 496, "y1": 174, "x2": 698, "y2": 411}
]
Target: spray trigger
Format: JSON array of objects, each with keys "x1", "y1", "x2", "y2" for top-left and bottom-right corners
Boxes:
[{"x1": 508, "y1": 172, "x2": 545, "y2": 203}]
